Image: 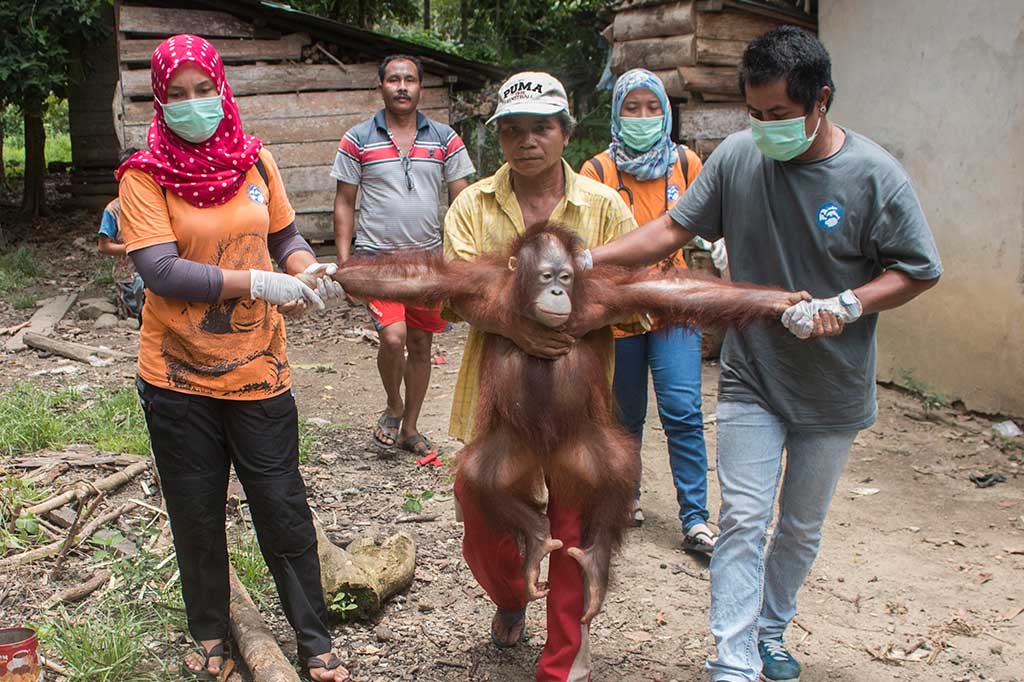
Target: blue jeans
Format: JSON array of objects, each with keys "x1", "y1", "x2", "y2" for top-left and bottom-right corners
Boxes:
[
  {"x1": 612, "y1": 326, "x2": 709, "y2": 532},
  {"x1": 708, "y1": 400, "x2": 858, "y2": 681}
]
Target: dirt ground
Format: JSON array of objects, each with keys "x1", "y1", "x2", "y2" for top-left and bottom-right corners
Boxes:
[{"x1": 1, "y1": 211, "x2": 1022, "y2": 681}]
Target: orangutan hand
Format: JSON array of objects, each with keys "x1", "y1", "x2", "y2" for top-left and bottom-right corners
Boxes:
[
  {"x1": 770, "y1": 290, "x2": 813, "y2": 315},
  {"x1": 279, "y1": 299, "x2": 309, "y2": 320}
]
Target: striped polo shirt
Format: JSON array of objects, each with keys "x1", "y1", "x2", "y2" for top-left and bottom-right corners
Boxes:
[{"x1": 331, "y1": 109, "x2": 475, "y2": 252}]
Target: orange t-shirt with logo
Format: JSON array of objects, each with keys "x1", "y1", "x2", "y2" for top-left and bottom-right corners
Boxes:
[
  {"x1": 118, "y1": 147, "x2": 296, "y2": 399},
  {"x1": 580, "y1": 147, "x2": 703, "y2": 337}
]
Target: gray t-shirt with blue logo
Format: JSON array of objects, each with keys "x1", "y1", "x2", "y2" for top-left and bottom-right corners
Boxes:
[{"x1": 670, "y1": 128, "x2": 942, "y2": 430}]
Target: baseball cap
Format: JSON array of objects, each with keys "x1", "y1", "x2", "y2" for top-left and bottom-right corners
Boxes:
[{"x1": 486, "y1": 71, "x2": 570, "y2": 125}]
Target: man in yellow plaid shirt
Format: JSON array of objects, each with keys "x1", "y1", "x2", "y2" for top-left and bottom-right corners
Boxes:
[{"x1": 443, "y1": 71, "x2": 636, "y2": 682}]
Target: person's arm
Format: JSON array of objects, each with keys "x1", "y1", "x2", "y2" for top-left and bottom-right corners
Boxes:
[
  {"x1": 783, "y1": 181, "x2": 943, "y2": 340},
  {"x1": 590, "y1": 213, "x2": 695, "y2": 268},
  {"x1": 442, "y1": 190, "x2": 574, "y2": 359},
  {"x1": 97, "y1": 235, "x2": 127, "y2": 257},
  {"x1": 448, "y1": 296, "x2": 575, "y2": 359},
  {"x1": 855, "y1": 267, "x2": 939, "y2": 315},
  {"x1": 333, "y1": 181, "x2": 358, "y2": 266},
  {"x1": 784, "y1": 270, "x2": 941, "y2": 339},
  {"x1": 447, "y1": 177, "x2": 470, "y2": 202}
]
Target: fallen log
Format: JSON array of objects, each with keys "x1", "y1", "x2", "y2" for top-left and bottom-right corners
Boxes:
[
  {"x1": 23, "y1": 331, "x2": 135, "y2": 365},
  {"x1": 0, "y1": 502, "x2": 136, "y2": 569},
  {"x1": 228, "y1": 566, "x2": 301, "y2": 682},
  {"x1": 23, "y1": 460, "x2": 150, "y2": 518},
  {"x1": 43, "y1": 570, "x2": 111, "y2": 608},
  {"x1": 315, "y1": 521, "x2": 415, "y2": 618}
]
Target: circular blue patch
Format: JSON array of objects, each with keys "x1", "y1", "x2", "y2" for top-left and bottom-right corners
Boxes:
[
  {"x1": 666, "y1": 183, "x2": 680, "y2": 203},
  {"x1": 247, "y1": 183, "x2": 266, "y2": 205},
  {"x1": 816, "y1": 201, "x2": 844, "y2": 232}
]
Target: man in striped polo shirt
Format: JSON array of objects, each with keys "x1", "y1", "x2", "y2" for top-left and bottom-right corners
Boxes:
[{"x1": 331, "y1": 54, "x2": 475, "y2": 458}]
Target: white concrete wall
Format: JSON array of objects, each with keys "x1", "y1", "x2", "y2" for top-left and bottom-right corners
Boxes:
[{"x1": 820, "y1": 0, "x2": 1024, "y2": 416}]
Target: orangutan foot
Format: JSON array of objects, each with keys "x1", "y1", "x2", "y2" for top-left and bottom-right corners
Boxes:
[
  {"x1": 522, "y1": 523, "x2": 563, "y2": 602},
  {"x1": 566, "y1": 544, "x2": 611, "y2": 624}
]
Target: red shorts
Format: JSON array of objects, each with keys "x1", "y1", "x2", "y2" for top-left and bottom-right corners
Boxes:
[{"x1": 366, "y1": 299, "x2": 447, "y2": 333}]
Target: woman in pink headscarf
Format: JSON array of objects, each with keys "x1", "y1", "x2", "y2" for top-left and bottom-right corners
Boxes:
[{"x1": 117, "y1": 35, "x2": 347, "y2": 681}]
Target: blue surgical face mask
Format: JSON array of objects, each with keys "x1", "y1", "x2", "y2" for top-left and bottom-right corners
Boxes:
[
  {"x1": 619, "y1": 115, "x2": 664, "y2": 153},
  {"x1": 749, "y1": 113, "x2": 821, "y2": 161},
  {"x1": 158, "y1": 86, "x2": 225, "y2": 143}
]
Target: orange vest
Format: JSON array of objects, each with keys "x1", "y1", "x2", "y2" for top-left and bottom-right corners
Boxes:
[{"x1": 580, "y1": 147, "x2": 703, "y2": 335}]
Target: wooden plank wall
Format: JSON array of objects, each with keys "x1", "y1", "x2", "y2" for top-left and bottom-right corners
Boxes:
[
  {"x1": 67, "y1": 2, "x2": 121, "y2": 188},
  {"x1": 73, "y1": 1, "x2": 453, "y2": 240},
  {"x1": 607, "y1": 0, "x2": 815, "y2": 160}
]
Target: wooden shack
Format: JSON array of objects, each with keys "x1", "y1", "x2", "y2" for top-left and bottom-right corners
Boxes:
[
  {"x1": 604, "y1": 0, "x2": 816, "y2": 159},
  {"x1": 66, "y1": 0, "x2": 503, "y2": 241}
]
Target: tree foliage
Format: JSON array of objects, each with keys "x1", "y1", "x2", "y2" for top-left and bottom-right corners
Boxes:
[
  {"x1": 0, "y1": 0, "x2": 110, "y2": 110},
  {"x1": 0, "y1": 0, "x2": 110, "y2": 216}
]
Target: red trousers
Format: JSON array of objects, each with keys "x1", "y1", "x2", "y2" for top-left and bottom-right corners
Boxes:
[{"x1": 455, "y1": 474, "x2": 592, "y2": 682}]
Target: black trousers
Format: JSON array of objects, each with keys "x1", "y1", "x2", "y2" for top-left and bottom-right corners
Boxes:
[{"x1": 137, "y1": 378, "x2": 331, "y2": 660}]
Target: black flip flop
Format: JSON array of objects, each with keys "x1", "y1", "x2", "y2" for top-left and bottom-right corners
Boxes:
[
  {"x1": 490, "y1": 607, "x2": 527, "y2": 649},
  {"x1": 181, "y1": 640, "x2": 228, "y2": 681},
  {"x1": 301, "y1": 653, "x2": 349, "y2": 681},
  {"x1": 373, "y1": 414, "x2": 401, "y2": 448}
]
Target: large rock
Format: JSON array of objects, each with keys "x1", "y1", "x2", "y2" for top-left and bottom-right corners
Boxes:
[
  {"x1": 79, "y1": 298, "x2": 117, "y2": 320},
  {"x1": 94, "y1": 313, "x2": 119, "y2": 330},
  {"x1": 118, "y1": 318, "x2": 140, "y2": 330}
]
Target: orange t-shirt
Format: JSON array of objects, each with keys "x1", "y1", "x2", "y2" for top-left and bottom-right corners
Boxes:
[
  {"x1": 118, "y1": 148, "x2": 297, "y2": 399},
  {"x1": 580, "y1": 147, "x2": 703, "y2": 337}
]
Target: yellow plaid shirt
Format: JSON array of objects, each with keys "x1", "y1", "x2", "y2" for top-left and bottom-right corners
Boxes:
[{"x1": 443, "y1": 159, "x2": 638, "y2": 442}]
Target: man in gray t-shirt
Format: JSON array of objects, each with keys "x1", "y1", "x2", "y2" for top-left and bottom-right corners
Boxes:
[
  {"x1": 332, "y1": 55, "x2": 475, "y2": 460},
  {"x1": 586, "y1": 27, "x2": 941, "y2": 682}
]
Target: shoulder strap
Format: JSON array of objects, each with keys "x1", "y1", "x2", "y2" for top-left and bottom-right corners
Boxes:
[
  {"x1": 255, "y1": 157, "x2": 270, "y2": 194},
  {"x1": 677, "y1": 144, "x2": 690, "y2": 188},
  {"x1": 588, "y1": 157, "x2": 605, "y2": 183}
]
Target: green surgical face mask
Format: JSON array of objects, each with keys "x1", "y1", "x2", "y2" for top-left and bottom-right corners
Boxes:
[
  {"x1": 159, "y1": 88, "x2": 225, "y2": 143},
  {"x1": 749, "y1": 113, "x2": 821, "y2": 161},
  {"x1": 619, "y1": 115, "x2": 664, "y2": 153}
]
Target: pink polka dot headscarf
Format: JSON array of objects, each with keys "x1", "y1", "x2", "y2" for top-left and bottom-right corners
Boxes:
[{"x1": 116, "y1": 34, "x2": 263, "y2": 208}]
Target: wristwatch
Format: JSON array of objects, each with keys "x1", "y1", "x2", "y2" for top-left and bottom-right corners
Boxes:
[{"x1": 837, "y1": 289, "x2": 862, "y2": 321}]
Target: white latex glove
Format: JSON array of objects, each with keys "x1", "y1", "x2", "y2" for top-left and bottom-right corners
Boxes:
[
  {"x1": 781, "y1": 289, "x2": 862, "y2": 339},
  {"x1": 249, "y1": 269, "x2": 324, "y2": 309},
  {"x1": 302, "y1": 262, "x2": 345, "y2": 302},
  {"x1": 711, "y1": 239, "x2": 729, "y2": 272}
]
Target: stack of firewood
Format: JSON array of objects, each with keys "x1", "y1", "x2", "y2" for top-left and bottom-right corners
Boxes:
[{"x1": 604, "y1": 0, "x2": 816, "y2": 158}]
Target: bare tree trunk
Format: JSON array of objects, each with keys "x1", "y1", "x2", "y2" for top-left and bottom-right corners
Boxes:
[
  {"x1": 424, "y1": 0, "x2": 431, "y2": 31},
  {"x1": 21, "y1": 104, "x2": 47, "y2": 217},
  {"x1": 460, "y1": 0, "x2": 469, "y2": 43}
]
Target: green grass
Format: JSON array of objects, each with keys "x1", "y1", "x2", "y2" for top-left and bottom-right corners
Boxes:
[
  {"x1": 229, "y1": 529, "x2": 275, "y2": 610},
  {"x1": 33, "y1": 526, "x2": 188, "y2": 681},
  {"x1": 0, "y1": 477, "x2": 44, "y2": 554},
  {"x1": 0, "y1": 246, "x2": 42, "y2": 294},
  {"x1": 12, "y1": 292, "x2": 38, "y2": 309},
  {"x1": 3, "y1": 131, "x2": 72, "y2": 178},
  {"x1": 0, "y1": 383, "x2": 150, "y2": 458},
  {"x1": 39, "y1": 557, "x2": 186, "y2": 682}
]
